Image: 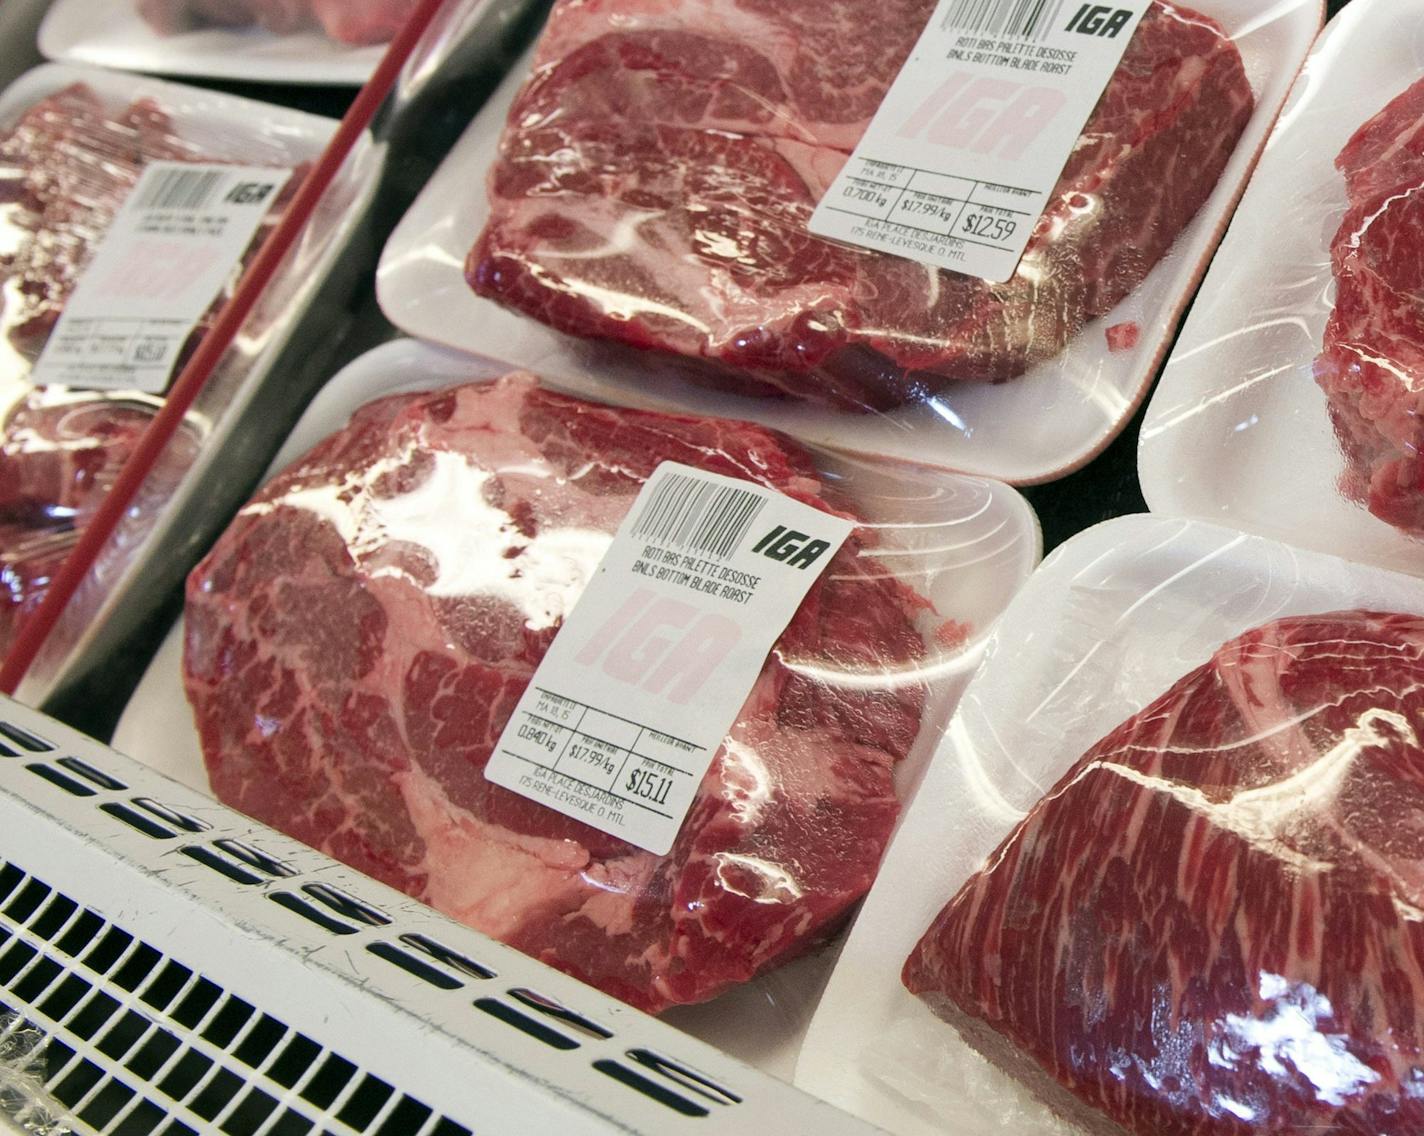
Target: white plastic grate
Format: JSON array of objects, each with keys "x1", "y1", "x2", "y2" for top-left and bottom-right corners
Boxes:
[
  {"x1": 0, "y1": 697, "x2": 883, "y2": 1136},
  {"x1": 0, "y1": 859, "x2": 474, "y2": 1136}
]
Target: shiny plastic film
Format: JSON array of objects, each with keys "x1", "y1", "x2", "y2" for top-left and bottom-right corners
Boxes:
[
  {"x1": 132, "y1": 0, "x2": 418, "y2": 45},
  {"x1": 161, "y1": 339, "x2": 1039, "y2": 1037},
  {"x1": 905, "y1": 608, "x2": 1424, "y2": 1134},
  {"x1": 377, "y1": 0, "x2": 1318, "y2": 483},
  {"x1": 468, "y1": 0, "x2": 1251, "y2": 409},
  {"x1": 0, "y1": 1016, "x2": 71, "y2": 1136},
  {"x1": 1142, "y1": 0, "x2": 1424, "y2": 577},
  {"x1": 796, "y1": 515, "x2": 1424, "y2": 1136},
  {"x1": 0, "y1": 64, "x2": 329, "y2": 665}
]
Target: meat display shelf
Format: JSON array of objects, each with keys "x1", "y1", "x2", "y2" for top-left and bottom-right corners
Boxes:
[{"x1": 0, "y1": 696, "x2": 881, "y2": 1135}]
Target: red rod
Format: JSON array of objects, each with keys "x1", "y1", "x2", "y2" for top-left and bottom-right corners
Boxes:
[{"x1": 0, "y1": 0, "x2": 448, "y2": 694}]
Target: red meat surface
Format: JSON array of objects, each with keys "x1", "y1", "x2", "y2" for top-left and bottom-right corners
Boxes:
[
  {"x1": 1315, "y1": 79, "x2": 1424, "y2": 535},
  {"x1": 469, "y1": 0, "x2": 1254, "y2": 410},
  {"x1": 183, "y1": 374, "x2": 929, "y2": 1012},
  {"x1": 0, "y1": 85, "x2": 194, "y2": 364},
  {"x1": 905, "y1": 610, "x2": 1424, "y2": 1136}
]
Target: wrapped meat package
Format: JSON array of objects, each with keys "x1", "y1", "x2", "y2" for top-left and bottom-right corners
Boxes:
[
  {"x1": 134, "y1": 0, "x2": 418, "y2": 45},
  {"x1": 467, "y1": 0, "x2": 1254, "y2": 411},
  {"x1": 0, "y1": 68, "x2": 321, "y2": 661},
  {"x1": 178, "y1": 367, "x2": 1005, "y2": 1013},
  {"x1": 379, "y1": 0, "x2": 1316, "y2": 482},
  {"x1": 795, "y1": 516, "x2": 1424, "y2": 1136},
  {"x1": 1143, "y1": 0, "x2": 1424, "y2": 579},
  {"x1": 906, "y1": 608, "x2": 1424, "y2": 1135},
  {"x1": 1314, "y1": 80, "x2": 1424, "y2": 533}
]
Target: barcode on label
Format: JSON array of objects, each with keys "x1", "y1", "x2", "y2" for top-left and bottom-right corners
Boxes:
[
  {"x1": 632, "y1": 472, "x2": 768, "y2": 559},
  {"x1": 941, "y1": 0, "x2": 1067, "y2": 40},
  {"x1": 132, "y1": 167, "x2": 226, "y2": 211}
]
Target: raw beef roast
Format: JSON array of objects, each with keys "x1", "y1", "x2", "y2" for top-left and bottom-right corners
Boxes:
[
  {"x1": 0, "y1": 84, "x2": 297, "y2": 365},
  {"x1": 136, "y1": 0, "x2": 417, "y2": 44},
  {"x1": 1315, "y1": 80, "x2": 1424, "y2": 535},
  {"x1": 0, "y1": 85, "x2": 195, "y2": 365},
  {"x1": 183, "y1": 374, "x2": 930, "y2": 1012},
  {"x1": 469, "y1": 0, "x2": 1254, "y2": 411},
  {"x1": 0, "y1": 84, "x2": 294, "y2": 657},
  {"x1": 904, "y1": 610, "x2": 1424, "y2": 1136}
]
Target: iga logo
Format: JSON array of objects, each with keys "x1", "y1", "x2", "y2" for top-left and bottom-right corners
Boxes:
[
  {"x1": 577, "y1": 589, "x2": 740, "y2": 704},
  {"x1": 897, "y1": 73, "x2": 1066, "y2": 162},
  {"x1": 224, "y1": 181, "x2": 276, "y2": 206},
  {"x1": 751, "y1": 525, "x2": 832, "y2": 570},
  {"x1": 1065, "y1": 4, "x2": 1134, "y2": 36}
]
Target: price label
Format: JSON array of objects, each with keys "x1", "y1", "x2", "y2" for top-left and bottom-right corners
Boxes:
[
  {"x1": 485, "y1": 462, "x2": 855, "y2": 856},
  {"x1": 810, "y1": 0, "x2": 1150, "y2": 282},
  {"x1": 30, "y1": 161, "x2": 291, "y2": 393}
]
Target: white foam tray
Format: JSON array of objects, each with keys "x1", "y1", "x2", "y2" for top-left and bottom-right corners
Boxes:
[
  {"x1": 112, "y1": 335, "x2": 1042, "y2": 1081},
  {"x1": 376, "y1": 0, "x2": 1321, "y2": 486},
  {"x1": 38, "y1": 0, "x2": 387, "y2": 86},
  {"x1": 1141, "y1": 0, "x2": 1424, "y2": 576},
  {"x1": 796, "y1": 513, "x2": 1424, "y2": 1134}
]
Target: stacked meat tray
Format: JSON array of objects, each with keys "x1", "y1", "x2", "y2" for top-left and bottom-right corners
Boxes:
[
  {"x1": 28, "y1": 0, "x2": 1424, "y2": 1134},
  {"x1": 0, "y1": 62, "x2": 366, "y2": 704}
]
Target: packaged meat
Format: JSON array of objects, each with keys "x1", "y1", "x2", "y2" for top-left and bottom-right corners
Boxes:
[
  {"x1": 378, "y1": 0, "x2": 1319, "y2": 483},
  {"x1": 1142, "y1": 0, "x2": 1424, "y2": 578},
  {"x1": 103, "y1": 338, "x2": 1036, "y2": 1042},
  {"x1": 795, "y1": 514, "x2": 1424, "y2": 1136},
  {"x1": 906, "y1": 607, "x2": 1424, "y2": 1135},
  {"x1": 184, "y1": 374, "x2": 931, "y2": 1012},
  {"x1": 1313, "y1": 83, "x2": 1424, "y2": 533},
  {"x1": 468, "y1": 0, "x2": 1252, "y2": 411},
  {"x1": 0, "y1": 62, "x2": 359, "y2": 712},
  {"x1": 116, "y1": 333, "x2": 1036, "y2": 1070},
  {"x1": 0, "y1": 71, "x2": 312, "y2": 662},
  {"x1": 133, "y1": 0, "x2": 418, "y2": 45}
]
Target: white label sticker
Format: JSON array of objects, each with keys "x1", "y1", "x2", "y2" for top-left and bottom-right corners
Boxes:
[
  {"x1": 810, "y1": 0, "x2": 1150, "y2": 283},
  {"x1": 29, "y1": 161, "x2": 292, "y2": 394},
  {"x1": 485, "y1": 462, "x2": 856, "y2": 856}
]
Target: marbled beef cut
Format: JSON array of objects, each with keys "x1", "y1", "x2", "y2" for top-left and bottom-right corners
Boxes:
[
  {"x1": 183, "y1": 374, "x2": 929, "y2": 1012},
  {"x1": 1315, "y1": 80, "x2": 1424, "y2": 535},
  {"x1": 904, "y1": 610, "x2": 1424, "y2": 1136},
  {"x1": 468, "y1": 0, "x2": 1254, "y2": 410},
  {"x1": 136, "y1": 0, "x2": 417, "y2": 43}
]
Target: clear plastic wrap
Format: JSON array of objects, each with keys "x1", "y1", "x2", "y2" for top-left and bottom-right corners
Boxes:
[
  {"x1": 905, "y1": 607, "x2": 1424, "y2": 1134},
  {"x1": 0, "y1": 66, "x2": 327, "y2": 665},
  {"x1": 1142, "y1": 0, "x2": 1424, "y2": 577},
  {"x1": 0, "y1": 1015, "x2": 71, "y2": 1136},
  {"x1": 796, "y1": 514, "x2": 1424, "y2": 1136},
  {"x1": 468, "y1": 0, "x2": 1253, "y2": 409},
  {"x1": 186, "y1": 371, "x2": 939, "y2": 1013},
  {"x1": 378, "y1": 0, "x2": 1319, "y2": 483},
  {"x1": 114, "y1": 337, "x2": 1040, "y2": 1063}
]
